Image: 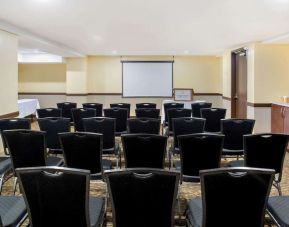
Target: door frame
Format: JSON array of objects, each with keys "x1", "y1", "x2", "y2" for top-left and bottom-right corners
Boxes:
[{"x1": 231, "y1": 48, "x2": 247, "y2": 118}]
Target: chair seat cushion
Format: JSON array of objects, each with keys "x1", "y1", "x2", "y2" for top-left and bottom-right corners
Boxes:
[
  {"x1": 102, "y1": 159, "x2": 112, "y2": 170},
  {"x1": 89, "y1": 197, "x2": 105, "y2": 227},
  {"x1": 187, "y1": 197, "x2": 202, "y2": 227},
  {"x1": 0, "y1": 157, "x2": 12, "y2": 174},
  {"x1": 103, "y1": 143, "x2": 119, "y2": 155},
  {"x1": 0, "y1": 196, "x2": 27, "y2": 227},
  {"x1": 226, "y1": 160, "x2": 244, "y2": 167},
  {"x1": 268, "y1": 196, "x2": 289, "y2": 227},
  {"x1": 47, "y1": 156, "x2": 64, "y2": 166},
  {"x1": 222, "y1": 148, "x2": 244, "y2": 156}
]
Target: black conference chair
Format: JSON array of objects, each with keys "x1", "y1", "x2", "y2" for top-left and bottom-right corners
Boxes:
[
  {"x1": 82, "y1": 117, "x2": 121, "y2": 167},
  {"x1": 167, "y1": 108, "x2": 191, "y2": 136},
  {"x1": 16, "y1": 167, "x2": 105, "y2": 227},
  {"x1": 56, "y1": 102, "x2": 77, "y2": 122},
  {"x1": 163, "y1": 102, "x2": 184, "y2": 127},
  {"x1": 170, "y1": 117, "x2": 205, "y2": 156},
  {"x1": 267, "y1": 196, "x2": 289, "y2": 227},
  {"x1": 121, "y1": 134, "x2": 167, "y2": 168},
  {"x1": 2, "y1": 129, "x2": 64, "y2": 194},
  {"x1": 0, "y1": 195, "x2": 27, "y2": 227},
  {"x1": 136, "y1": 103, "x2": 157, "y2": 109},
  {"x1": 83, "y1": 117, "x2": 121, "y2": 168},
  {"x1": 0, "y1": 118, "x2": 31, "y2": 155},
  {"x1": 228, "y1": 133, "x2": 289, "y2": 195},
  {"x1": 127, "y1": 118, "x2": 161, "y2": 135},
  {"x1": 221, "y1": 119, "x2": 255, "y2": 158},
  {"x1": 135, "y1": 108, "x2": 160, "y2": 119},
  {"x1": 110, "y1": 103, "x2": 131, "y2": 117},
  {"x1": 187, "y1": 167, "x2": 274, "y2": 227},
  {"x1": 177, "y1": 133, "x2": 224, "y2": 182},
  {"x1": 37, "y1": 117, "x2": 70, "y2": 155},
  {"x1": 36, "y1": 108, "x2": 62, "y2": 118},
  {"x1": 59, "y1": 132, "x2": 112, "y2": 177},
  {"x1": 71, "y1": 108, "x2": 96, "y2": 132},
  {"x1": 191, "y1": 102, "x2": 212, "y2": 118},
  {"x1": 104, "y1": 108, "x2": 128, "y2": 136},
  {"x1": 105, "y1": 168, "x2": 179, "y2": 227},
  {"x1": 0, "y1": 118, "x2": 31, "y2": 193},
  {"x1": 201, "y1": 108, "x2": 226, "y2": 133},
  {"x1": 83, "y1": 103, "x2": 103, "y2": 117}
]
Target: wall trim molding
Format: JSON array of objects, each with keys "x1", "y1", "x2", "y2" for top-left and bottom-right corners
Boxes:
[
  {"x1": 222, "y1": 96, "x2": 231, "y2": 101},
  {"x1": 0, "y1": 111, "x2": 19, "y2": 119},
  {"x1": 66, "y1": 93, "x2": 88, "y2": 96},
  {"x1": 18, "y1": 92, "x2": 223, "y2": 97},
  {"x1": 247, "y1": 102, "x2": 272, "y2": 107},
  {"x1": 195, "y1": 93, "x2": 222, "y2": 96},
  {"x1": 88, "y1": 93, "x2": 122, "y2": 96},
  {"x1": 18, "y1": 92, "x2": 66, "y2": 95}
]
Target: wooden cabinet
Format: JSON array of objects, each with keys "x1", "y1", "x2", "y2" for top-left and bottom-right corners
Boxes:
[
  {"x1": 271, "y1": 104, "x2": 289, "y2": 150},
  {"x1": 271, "y1": 104, "x2": 285, "y2": 133}
]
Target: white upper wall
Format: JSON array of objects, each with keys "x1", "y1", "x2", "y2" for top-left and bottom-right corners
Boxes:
[{"x1": 0, "y1": 29, "x2": 18, "y2": 116}]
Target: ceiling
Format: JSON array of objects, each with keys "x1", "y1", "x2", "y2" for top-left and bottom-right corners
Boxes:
[{"x1": 1, "y1": 0, "x2": 289, "y2": 57}]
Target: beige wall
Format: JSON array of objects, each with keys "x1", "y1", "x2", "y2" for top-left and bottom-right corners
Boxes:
[
  {"x1": 0, "y1": 30, "x2": 18, "y2": 116},
  {"x1": 66, "y1": 58, "x2": 87, "y2": 94},
  {"x1": 87, "y1": 55, "x2": 222, "y2": 94},
  {"x1": 18, "y1": 63, "x2": 66, "y2": 93},
  {"x1": 254, "y1": 43, "x2": 289, "y2": 103},
  {"x1": 174, "y1": 56, "x2": 222, "y2": 93},
  {"x1": 87, "y1": 56, "x2": 122, "y2": 93},
  {"x1": 222, "y1": 51, "x2": 231, "y2": 98}
]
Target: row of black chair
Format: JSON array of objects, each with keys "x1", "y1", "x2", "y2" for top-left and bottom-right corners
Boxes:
[{"x1": 1, "y1": 165, "x2": 282, "y2": 227}]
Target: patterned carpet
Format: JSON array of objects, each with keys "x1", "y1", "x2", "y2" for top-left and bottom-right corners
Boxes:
[{"x1": 0, "y1": 122, "x2": 286, "y2": 226}]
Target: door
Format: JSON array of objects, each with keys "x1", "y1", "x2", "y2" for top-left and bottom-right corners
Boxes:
[{"x1": 231, "y1": 49, "x2": 247, "y2": 118}]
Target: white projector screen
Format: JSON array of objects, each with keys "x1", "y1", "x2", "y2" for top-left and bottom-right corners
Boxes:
[{"x1": 122, "y1": 61, "x2": 173, "y2": 97}]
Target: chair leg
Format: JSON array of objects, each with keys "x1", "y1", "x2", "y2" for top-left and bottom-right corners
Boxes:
[
  {"x1": 13, "y1": 177, "x2": 18, "y2": 195},
  {"x1": 0, "y1": 174, "x2": 4, "y2": 195},
  {"x1": 275, "y1": 181, "x2": 282, "y2": 196}
]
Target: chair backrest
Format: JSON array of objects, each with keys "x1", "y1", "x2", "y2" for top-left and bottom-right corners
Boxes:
[
  {"x1": 167, "y1": 108, "x2": 191, "y2": 132},
  {"x1": 71, "y1": 108, "x2": 96, "y2": 132},
  {"x1": 191, "y1": 102, "x2": 212, "y2": 118},
  {"x1": 136, "y1": 103, "x2": 157, "y2": 109},
  {"x1": 56, "y1": 102, "x2": 77, "y2": 122},
  {"x1": 38, "y1": 117, "x2": 70, "y2": 150},
  {"x1": 36, "y1": 108, "x2": 62, "y2": 118},
  {"x1": 3, "y1": 130, "x2": 46, "y2": 173},
  {"x1": 110, "y1": 103, "x2": 131, "y2": 117},
  {"x1": 200, "y1": 167, "x2": 274, "y2": 227},
  {"x1": 59, "y1": 132, "x2": 103, "y2": 175},
  {"x1": 16, "y1": 167, "x2": 91, "y2": 227},
  {"x1": 127, "y1": 118, "x2": 161, "y2": 135},
  {"x1": 103, "y1": 108, "x2": 128, "y2": 134},
  {"x1": 201, "y1": 108, "x2": 226, "y2": 132},
  {"x1": 0, "y1": 118, "x2": 31, "y2": 154},
  {"x1": 135, "y1": 108, "x2": 160, "y2": 119},
  {"x1": 163, "y1": 102, "x2": 184, "y2": 124},
  {"x1": 172, "y1": 117, "x2": 205, "y2": 149},
  {"x1": 178, "y1": 133, "x2": 224, "y2": 182},
  {"x1": 221, "y1": 119, "x2": 255, "y2": 150},
  {"x1": 82, "y1": 103, "x2": 103, "y2": 117},
  {"x1": 105, "y1": 168, "x2": 179, "y2": 227},
  {"x1": 244, "y1": 133, "x2": 289, "y2": 181},
  {"x1": 83, "y1": 117, "x2": 116, "y2": 150},
  {"x1": 121, "y1": 134, "x2": 167, "y2": 168}
]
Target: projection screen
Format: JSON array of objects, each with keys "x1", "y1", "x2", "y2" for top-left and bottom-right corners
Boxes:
[{"x1": 122, "y1": 61, "x2": 173, "y2": 97}]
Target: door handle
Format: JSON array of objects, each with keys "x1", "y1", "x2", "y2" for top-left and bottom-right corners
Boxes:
[{"x1": 234, "y1": 95, "x2": 238, "y2": 100}]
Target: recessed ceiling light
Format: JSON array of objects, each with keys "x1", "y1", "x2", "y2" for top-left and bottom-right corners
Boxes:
[{"x1": 112, "y1": 50, "x2": 117, "y2": 55}]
